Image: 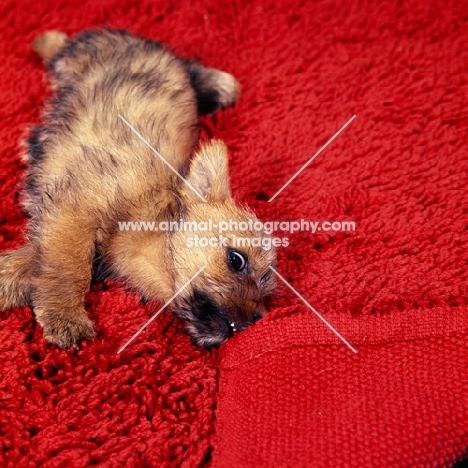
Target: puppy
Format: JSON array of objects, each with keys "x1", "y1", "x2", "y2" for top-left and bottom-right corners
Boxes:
[{"x1": 0, "y1": 29, "x2": 276, "y2": 348}]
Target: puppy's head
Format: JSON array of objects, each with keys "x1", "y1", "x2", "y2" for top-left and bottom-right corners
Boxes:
[{"x1": 171, "y1": 141, "x2": 276, "y2": 348}]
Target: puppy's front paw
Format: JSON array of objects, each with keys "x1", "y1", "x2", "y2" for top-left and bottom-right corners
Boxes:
[{"x1": 36, "y1": 308, "x2": 96, "y2": 348}]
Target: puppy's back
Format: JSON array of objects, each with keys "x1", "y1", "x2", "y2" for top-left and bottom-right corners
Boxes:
[{"x1": 25, "y1": 30, "x2": 199, "y2": 222}]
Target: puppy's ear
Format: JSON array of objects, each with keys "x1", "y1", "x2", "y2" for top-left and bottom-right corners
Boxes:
[{"x1": 184, "y1": 140, "x2": 231, "y2": 203}]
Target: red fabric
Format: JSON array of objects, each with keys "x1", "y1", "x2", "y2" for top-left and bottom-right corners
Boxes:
[
  {"x1": 214, "y1": 311, "x2": 468, "y2": 467},
  {"x1": 0, "y1": 0, "x2": 467, "y2": 467}
]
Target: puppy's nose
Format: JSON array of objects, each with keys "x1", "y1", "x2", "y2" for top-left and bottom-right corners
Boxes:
[{"x1": 252, "y1": 311, "x2": 263, "y2": 323}]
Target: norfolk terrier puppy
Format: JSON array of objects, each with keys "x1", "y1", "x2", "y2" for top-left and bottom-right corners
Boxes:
[{"x1": 0, "y1": 29, "x2": 276, "y2": 348}]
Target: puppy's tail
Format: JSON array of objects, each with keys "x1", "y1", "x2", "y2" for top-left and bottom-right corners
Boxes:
[
  {"x1": 31, "y1": 31, "x2": 68, "y2": 62},
  {"x1": 187, "y1": 62, "x2": 241, "y2": 115},
  {"x1": 0, "y1": 244, "x2": 36, "y2": 310}
]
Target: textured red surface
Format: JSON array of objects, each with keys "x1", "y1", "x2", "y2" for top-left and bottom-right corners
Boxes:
[{"x1": 0, "y1": 0, "x2": 467, "y2": 467}]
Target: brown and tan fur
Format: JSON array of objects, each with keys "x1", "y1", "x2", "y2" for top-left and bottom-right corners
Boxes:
[{"x1": 0, "y1": 29, "x2": 276, "y2": 348}]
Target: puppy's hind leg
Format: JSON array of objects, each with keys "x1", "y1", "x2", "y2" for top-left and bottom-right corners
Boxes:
[
  {"x1": 187, "y1": 62, "x2": 241, "y2": 114},
  {"x1": 31, "y1": 31, "x2": 69, "y2": 62},
  {"x1": 0, "y1": 244, "x2": 36, "y2": 310}
]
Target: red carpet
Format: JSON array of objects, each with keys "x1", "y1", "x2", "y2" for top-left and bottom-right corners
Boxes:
[{"x1": 1, "y1": 0, "x2": 467, "y2": 467}]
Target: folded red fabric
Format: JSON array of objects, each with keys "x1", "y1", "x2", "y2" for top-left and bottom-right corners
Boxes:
[{"x1": 213, "y1": 308, "x2": 468, "y2": 467}]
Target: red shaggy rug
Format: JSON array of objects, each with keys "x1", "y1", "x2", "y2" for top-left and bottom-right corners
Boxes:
[{"x1": 0, "y1": 0, "x2": 467, "y2": 467}]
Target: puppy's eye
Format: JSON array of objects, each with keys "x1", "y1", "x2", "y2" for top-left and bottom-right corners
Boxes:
[{"x1": 228, "y1": 250, "x2": 247, "y2": 272}]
